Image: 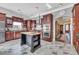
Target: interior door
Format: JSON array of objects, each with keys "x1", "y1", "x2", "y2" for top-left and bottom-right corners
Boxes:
[{"x1": 60, "y1": 25, "x2": 63, "y2": 33}]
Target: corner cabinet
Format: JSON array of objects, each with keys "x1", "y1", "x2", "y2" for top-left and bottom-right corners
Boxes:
[
  {"x1": 72, "y1": 3, "x2": 79, "y2": 54},
  {"x1": 0, "y1": 13, "x2": 6, "y2": 21},
  {"x1": 41, "y1": 14, "x2": 53, "y2": 42}
]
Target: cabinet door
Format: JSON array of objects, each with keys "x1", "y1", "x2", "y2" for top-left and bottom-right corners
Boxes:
[
  {"x1": 27, "y1": 20, "x2": 31, "y2": 31},
  {"x1": 15, "y1": 32, "x2": 21, "y2": 39},
  {"x1": 75, "y1": 5, "x2": 79, "y2": 17},
  {"x1": 5, "y1": 32, "x2": 10, "y2": 41},
  {"x1": 6, "y1": 17, "x2": 13, "y2": 27},
  {"x1": 30, "y1": 20, "x2": 36, "y2": 31},
  {"x1": 10, "y1": 32, "x2": 14, "y2": 40},
  {"x1": 0, "y1": 13, "x2": 5, "y2": 21},
  {"x1": 26, "y1": 20, "x2": 36, "y2": 31}
]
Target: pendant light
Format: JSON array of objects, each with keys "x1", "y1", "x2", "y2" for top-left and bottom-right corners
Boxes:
[
  {"x1": 35, "y1": 6, "x2": 43, "y2": 31},
  {"x1": 35, "y1": 15, "x2": 42, "y2": 31}
]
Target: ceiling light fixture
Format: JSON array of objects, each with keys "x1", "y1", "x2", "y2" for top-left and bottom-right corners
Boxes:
[
  {"x1": 17, "y1": 9, "x2": 21, "y2": 11},
  {"x1": 46, "y1": 3, "x2": 52, "y2": 9},
  {"x1": 58, "y1": 4, "x2": 63, "y2": 7}
]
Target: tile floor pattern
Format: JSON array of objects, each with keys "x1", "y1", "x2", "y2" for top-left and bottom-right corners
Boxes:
[{"x1": 0, "y1": 39, "x2": 78, "y2": 55}]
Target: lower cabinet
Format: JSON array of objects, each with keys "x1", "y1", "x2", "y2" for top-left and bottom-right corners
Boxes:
[
  {"x1": 5, "y1": 31, "x2": 21, "y2": 41},
  {"x1": 15, "y1": 32, "x2": 21, "y2": 39},
  {"x1": 5, "y1": 32, "x2": 14, "y2": 41},
  {"x1": 75, "y1": 41, "x2": 79, "y2": 54},
  {"x1": 10, "y1": 32, "x2": 14, "y2": 40}
]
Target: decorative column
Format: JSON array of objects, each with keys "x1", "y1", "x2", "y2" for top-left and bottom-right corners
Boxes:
[
  {"x1": 53, "y1": 16, "x2": 56, "y2": 42},
  {"x1": 70, "y1": 17, "x2": 73, "y2": 45}
]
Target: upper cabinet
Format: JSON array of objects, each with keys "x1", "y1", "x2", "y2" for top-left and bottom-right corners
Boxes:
[
  {"x1": 72, "y1": 4, "x2": 79, "y2": 30},
  {"x1": 6, "y1": 17, "x2": 13, "y2": 27},
  {"x1": 72, "y1": 4, "x2": 79, "y2": 34},
  {"x1": 30, "y1": 20, "x2": 36, "y2": 30},
  {"x1": 0, "y1": 13, "x2": 6, "y2": 21},
  {"x1": 23, "y1": 20, "x2": 36, "y2": 31},
  {"x1": 12, "y1": 16, "x2": 23, "y2": 22},
  {"x1": 23, "y1": 20, "x2": 27, "y2": 30},
  {"x1": 6, "y1": 17, "x2": 12, "y2": 25},
  {"x1": 72, "y1": 3, "x2": 79, "y2": 17},
  {"x1": 12, "y1": 16, "x2": 24, "y2": 31}
]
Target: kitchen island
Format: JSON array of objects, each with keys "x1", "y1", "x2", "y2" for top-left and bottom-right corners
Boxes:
[{"x1": 21, "y1": 32, "x2": 41, "y2": 53}]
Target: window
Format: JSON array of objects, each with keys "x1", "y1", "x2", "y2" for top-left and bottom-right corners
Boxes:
[
  {"x1": 13, "y1": 22, "x2": 22, "y2": 30},
  {"x1": 65, "y1": 24, "x2": 69, "y2": 31}
]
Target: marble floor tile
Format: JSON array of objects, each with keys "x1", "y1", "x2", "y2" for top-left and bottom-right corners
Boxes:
[{"x1": 0, "y1": 39, "x2": 78, "y2": 55}]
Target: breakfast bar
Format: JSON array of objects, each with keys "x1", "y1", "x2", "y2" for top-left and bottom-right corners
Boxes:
[{"x1": 21, "y1": 32, "x2": 41, "y2": 53}]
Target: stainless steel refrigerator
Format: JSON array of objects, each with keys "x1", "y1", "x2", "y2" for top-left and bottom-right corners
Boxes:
[{"x1": 0, "y1": 21, "x2": 5, "y2": 43}]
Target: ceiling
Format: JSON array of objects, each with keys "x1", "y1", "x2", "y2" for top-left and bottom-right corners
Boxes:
[
  {"x1": 56, "y1": 17, "x2": 71, "y2": 25},
  {"x1": 0, "y1": 3, "x2": 74, "y2": 19}
]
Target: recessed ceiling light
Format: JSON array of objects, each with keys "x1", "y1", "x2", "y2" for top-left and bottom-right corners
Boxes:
[
  {"x1": 35, "y1": 6, "x2": 39, "y2": 9},
  {"x1": 17, "y1": 9, "x2": 21, "y2": 11},
  {"x1": 46, "y1": 3, "x2": 52, "y2": 9},
  {"x1": 17, "y1": 9, "x2": 24, "y2": 14},
  {"x1": 58, "y1": 4, "x2": 63, "y2": 7}
]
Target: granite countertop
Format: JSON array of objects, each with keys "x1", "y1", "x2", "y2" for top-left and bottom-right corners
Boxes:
[
  {"x1": 21, "y1": 32, "x2": 40, "y2": 35},
  {"x1": 6, "y1": 30, "x2": 25, "y2": 32}
]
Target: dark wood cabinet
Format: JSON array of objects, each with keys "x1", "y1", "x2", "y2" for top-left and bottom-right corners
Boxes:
[
  {"x1": 6, "y1": 17, "x2": 13, "y2": 27},
  {"x1": 5, "y1": 31, "x2": 21, "y2": 41},
  {"x1": 30, "y1": 20, "x2": 36, "y2": 31},
  {"x1": 12, "y1": 16, "x2": 23, "y2": 39},
  {"x1": 10, "y1": 32, "x2": 14, "y2": 40},
  {"x1": 5, "y1": 32, "x2": 14, "y2": 41},
  {"x1": 5, "y1": 32, "x2": 10, "y2": 41},
  {"x1": 41, "y1": 14, "x2": 53, "y2": 42},
  {"x1": 0, "y1": 13, "x2": 6, "y2": 21},
  {"x1": 14, "y1": 31, "x2": 21, "y2": 39},
  {"x1": 72, "y1": 3, "x2": 79, "y2": 54},
  {"x1": 6, "y1": 17, "x2": 13, "y2": 25},
  {"x1": 27, "y1": 20, "x2": 31, "y2": 31},
  {"x1": 24, "y1": 20, "x2": 36, "y2": 31},
  {"x1": 12, "y1": 16, "x2": 23, "y2": 22},
  {"x1": 23, "y1": 20, "x2": 27, "y2": 28},
  {"x1": 5, "y1": 17, "x2": 13, "y2": 41}
]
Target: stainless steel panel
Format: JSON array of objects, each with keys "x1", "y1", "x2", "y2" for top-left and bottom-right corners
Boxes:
[
  {"x1": 0, "y1": 21, "x2": 5, "y2": 32},
  {"x1": 0, "y1": 32, "x2": 5, "y2": 43}
]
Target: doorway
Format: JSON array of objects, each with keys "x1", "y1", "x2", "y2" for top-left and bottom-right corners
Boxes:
[{"x1": 55, "y1": 17, "x2": 71, "y2": 44}]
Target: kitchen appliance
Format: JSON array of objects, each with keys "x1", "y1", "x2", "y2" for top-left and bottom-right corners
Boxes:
[
  {"x1": 0, "y1": 13, "x2": 6, "y2": 43},
  {"x1": 43, "y1": 24, "x2": 50, "y2": 38},
  {"x1": 0, "y1": 21, "x2": 5, "y2": 43}
]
